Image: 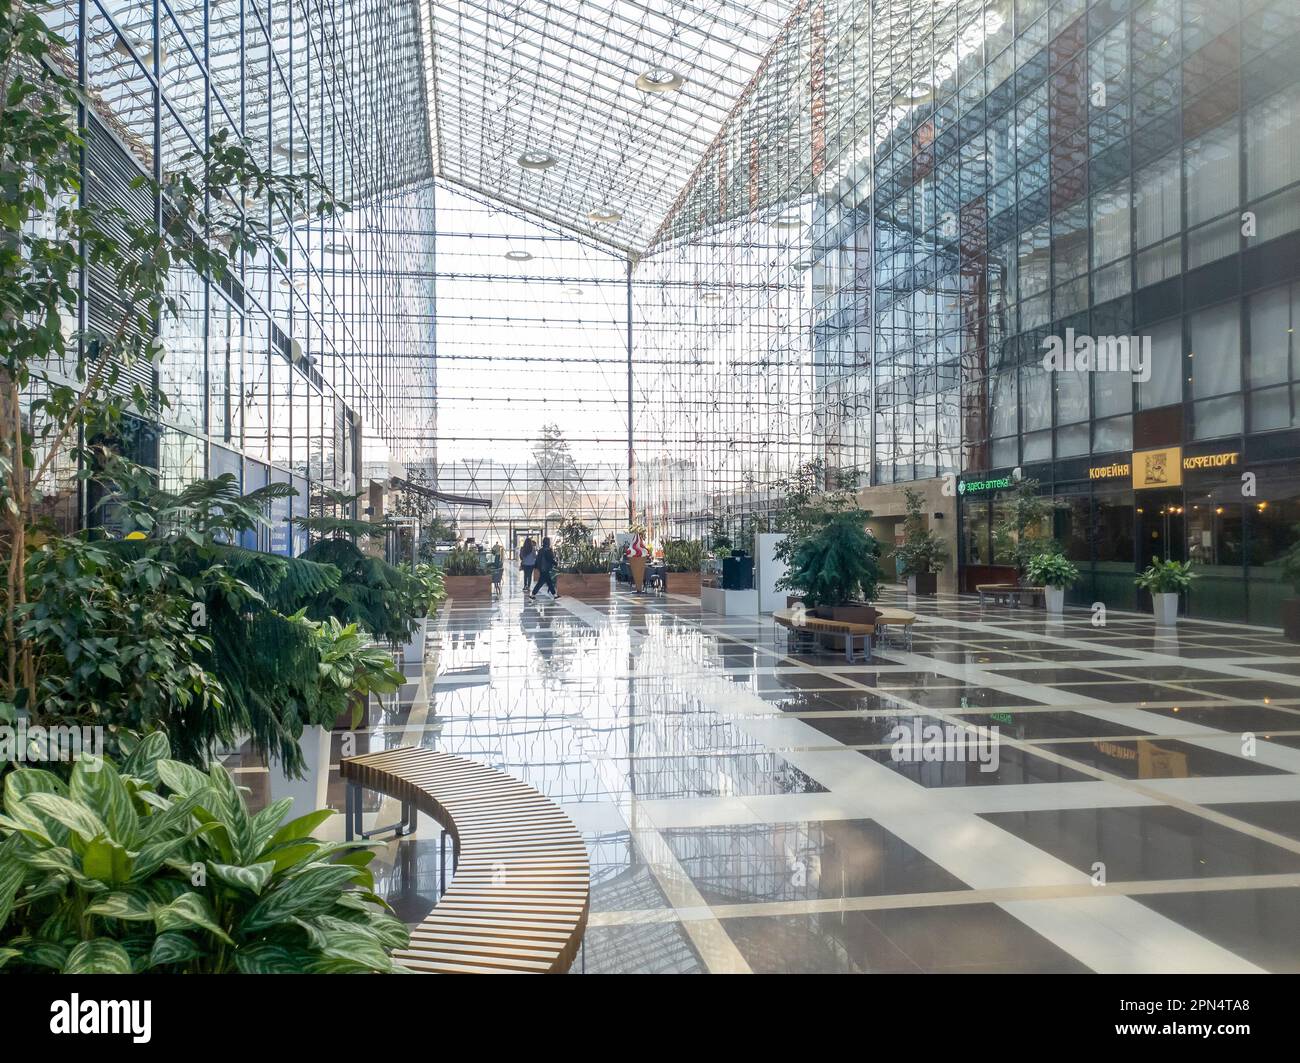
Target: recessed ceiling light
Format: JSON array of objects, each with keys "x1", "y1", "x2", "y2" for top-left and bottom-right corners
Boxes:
[
  {"x1": 323, "y1": 242, "x2": 349, "y2": 255},
  {"x1": 563, "y1": 287, "x2": 583, "y2": 295},
  {"x1": 588, "y1": 208, "x2": 622, "y2": 224},
  {"x1": 773, "y1": 215, "x2": 802, "y2": 229},
  {"x1": 636, "y1": 70, "x2": 684, "y2": 93},
  {"x1": 504, "y1": 250, "x2": 533, "y2": 262},
  {"x1": 700, "y1": 292, "x2": 722, "y2": 303},
  {"x1": 518, "y1": 151, "x2": 557, "y2": 171}
]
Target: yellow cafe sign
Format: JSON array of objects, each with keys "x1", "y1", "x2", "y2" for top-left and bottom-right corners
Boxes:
[{"x1": 1088, "y1": 448, "x2": 1240, "y2": 488}]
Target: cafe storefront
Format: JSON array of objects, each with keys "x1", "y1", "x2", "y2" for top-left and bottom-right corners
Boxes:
[{"x1": 957, "y1": 441, "x2": 1300, "y2": 627}]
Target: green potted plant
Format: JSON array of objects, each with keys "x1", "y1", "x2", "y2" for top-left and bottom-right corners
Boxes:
[
  {"x1": 440, "y1": 542, "x2": 492, "y2": 601},
  {"x1": 1135, "y1": 557, "x2": 1196, "y2": 626},
  {"x1": 777, "y1": 510, "x2": 882, "y2": 624},
  {"x1": 554, "y1": 517, "x2": 612, "y2": 599},
  {"x1": 895, "y1": 487, "x2": 947, "y2": 595},
  {"x1": 1025, "y1": 552, "x2": 1080, "y2": 614},
  {"x1": 662, "y1": 538, "x2": 706, "y2": 596}
]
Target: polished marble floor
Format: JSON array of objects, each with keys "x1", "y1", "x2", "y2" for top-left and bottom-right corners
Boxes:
[{"x1": 235, "y1": 569, "x2": 1300, "y2": 973}]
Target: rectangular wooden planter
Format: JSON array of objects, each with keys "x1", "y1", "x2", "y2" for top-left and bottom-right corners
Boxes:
[
  {"x1": 665, "y1": 571, "x2": 702, "y2": 597},
  {"x1": 442, "y1": 574, "x2": 494, "y2": 601},
  {"x1": 557, "y1": 572, "x2": 612, "y2": 599}
]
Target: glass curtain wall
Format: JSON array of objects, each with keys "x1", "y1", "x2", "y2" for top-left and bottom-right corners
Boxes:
[
  {"x1": 37, "y1": 1, "x2": 436, "y2": 549},
  {"x1": 634, "y1": 0, "x2": 1300, "y2": 622}
]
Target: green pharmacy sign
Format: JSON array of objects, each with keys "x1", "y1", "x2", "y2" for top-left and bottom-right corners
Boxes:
[{"x1": 958, "y1": 476, "x2": 1012, "y2": 495}]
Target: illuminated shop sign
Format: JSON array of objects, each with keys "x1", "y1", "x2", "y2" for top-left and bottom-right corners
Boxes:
[
  {"x1": 1088, "y1": 462, "x2": 1131, "y2": 480},
  {"x1": 1182, "y1": 450, "x2": 1239, "y2": 471},
  {"x1": 1088, "y1": 449, "x2": 1240, "y2": 486},
  {"x1": 957, "y1": 476, "x2": 1012, "y2": 494}
]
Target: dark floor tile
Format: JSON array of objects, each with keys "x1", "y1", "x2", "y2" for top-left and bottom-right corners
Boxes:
[
  {"x1": 720, "y1": 905, "x2": 1092, "y2": 973},
  {"x1": 661, "y1": 819, "x2": 968, "y2": 905},
  {"x1": 802, "y1": 712, "x2": 950, "y2": 746},
  {"x1": 857, "y1": 742, "x2": 1093, "y2": 787},
  {"x1": 1135, "y1": 703, "x2": 1300, "y2": 732},
  {"x1": 575, "y1": 923, "x2": 705, "y2": 974},
  {"x1": 1136, "y1": 888, "x2": 1300, "y2": 972},
  {"x1": 1206, "y1": 802, "x2": 1300, "y2": 843},
  {"x1": 1047, "y1": 738, "x2": 1284, "y2": 779},
  {"x1": 982, "y1": 804, "x2": 1300, "y2": 881},
  {"x1": 956, "y1": 709, "x2": 1153, "y2": 740}
]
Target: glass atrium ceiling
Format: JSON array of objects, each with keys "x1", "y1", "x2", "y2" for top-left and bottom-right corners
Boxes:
[
  {"x1": 418, "y1": 0, "x2": 799, "y2": 253},
  {"x1": 62, "y1": 1, "x2": 433, "y2": 203}
]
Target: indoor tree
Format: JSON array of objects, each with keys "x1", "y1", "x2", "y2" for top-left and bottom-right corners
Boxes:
[
  {"x1": 0, "y1": 3, "x2": 343, "y2": 731},
  {"x1": 894, "y1": 487, "x2": 947, "y2": 593},
  {"x1": 991, "y1": 477, "x2": 1061, "y2": 582}
]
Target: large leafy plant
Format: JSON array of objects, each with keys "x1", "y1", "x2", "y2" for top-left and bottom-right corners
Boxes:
[
  {"x1": 299, "y1": 615, "x2": 405, "y2": 729},
  {"x1": 0, "y1": 737, "x2": 409, "y2": 973},
  {"x1": 778, "y1": 510, "x2": 882, "y2": 609},
  {"x1": 1025, "y1": 551, "x2": 1080, "y2": 590},
  {"x1": 13, "y1": 538, "x2": 218, "y2": 753},
  {"x1": 1136, "y1": 558, "x2": 1197, "y2": 595}
]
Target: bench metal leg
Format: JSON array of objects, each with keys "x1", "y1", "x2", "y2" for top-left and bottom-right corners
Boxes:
[{"x1": 346, "y1": 780, "x2": 415, "y2": 841}]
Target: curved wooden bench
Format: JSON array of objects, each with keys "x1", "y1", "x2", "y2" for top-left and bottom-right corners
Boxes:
[
  {"x1": 341, "y1": 746, "x2": 590, "y2": 973},
  {"x1": 772, "y1": 607, "x2": 874, "y2": 663}
]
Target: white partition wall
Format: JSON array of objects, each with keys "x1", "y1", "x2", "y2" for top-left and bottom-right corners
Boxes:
[{"x1": 756, "y1": 532, "x2": 788, "y2": 614}]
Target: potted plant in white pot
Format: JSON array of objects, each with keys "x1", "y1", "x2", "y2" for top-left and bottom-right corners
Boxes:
[
  {"x1": 895, "y1": 487, "x2": 947, "y2": 595},
  {"x1": 1135, "y1": 558, "x2": 1196, "y2": 626},
  {"x1": 1026, "y1": 551, "x2": 1080, "y2": 614}
]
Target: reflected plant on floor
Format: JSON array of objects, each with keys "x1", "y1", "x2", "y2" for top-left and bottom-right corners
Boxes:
[{"x1": 0, "y1": 735, "x2": 409, "y2": 974}]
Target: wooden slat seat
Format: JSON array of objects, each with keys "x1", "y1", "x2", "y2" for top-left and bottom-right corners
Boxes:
[
  {"x1": 976, "y1": 583, "x2": 1045, "y2": 607},
  {"x1": 772, "y1": 607, "x2": 874, "y2": 662},
  {"x1": 341, "y1": 746, "x2": 590, "y2": 973}
]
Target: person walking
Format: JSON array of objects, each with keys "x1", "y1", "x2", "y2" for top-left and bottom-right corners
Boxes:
[
  {"x1": 531, "y1": 536, "x2": 559, "y2": 600},
  {"x1": 519, "y1": 536, "x2": 537, "y2": 596}
]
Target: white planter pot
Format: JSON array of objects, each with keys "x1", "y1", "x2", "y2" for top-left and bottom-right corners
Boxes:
[
  {"x1": 267, "y1": 724, "x2": 331, "y2": 819},
  {"x1": 1044, "y1": 587, "x2": 1065, "y2": 613},
  {"x1": 1152, "y1": 592, "x2": 1180, "y2": 626}
]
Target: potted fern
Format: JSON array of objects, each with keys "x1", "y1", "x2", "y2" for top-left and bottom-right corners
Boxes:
[
  {"x1": 1025, "y1": 552, "x2": 1080, "y2": 614},
  {"x1": 1136, "y1": 558, "x2": 1196, "y2": 626},
  {"x1": 895, "y1": 487, "x2": 946, "y2": 595}
]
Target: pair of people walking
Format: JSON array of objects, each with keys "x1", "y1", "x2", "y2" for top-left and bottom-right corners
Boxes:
[{"x1": 519, "y1": 536, "x2": 559, "y2": 600}]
